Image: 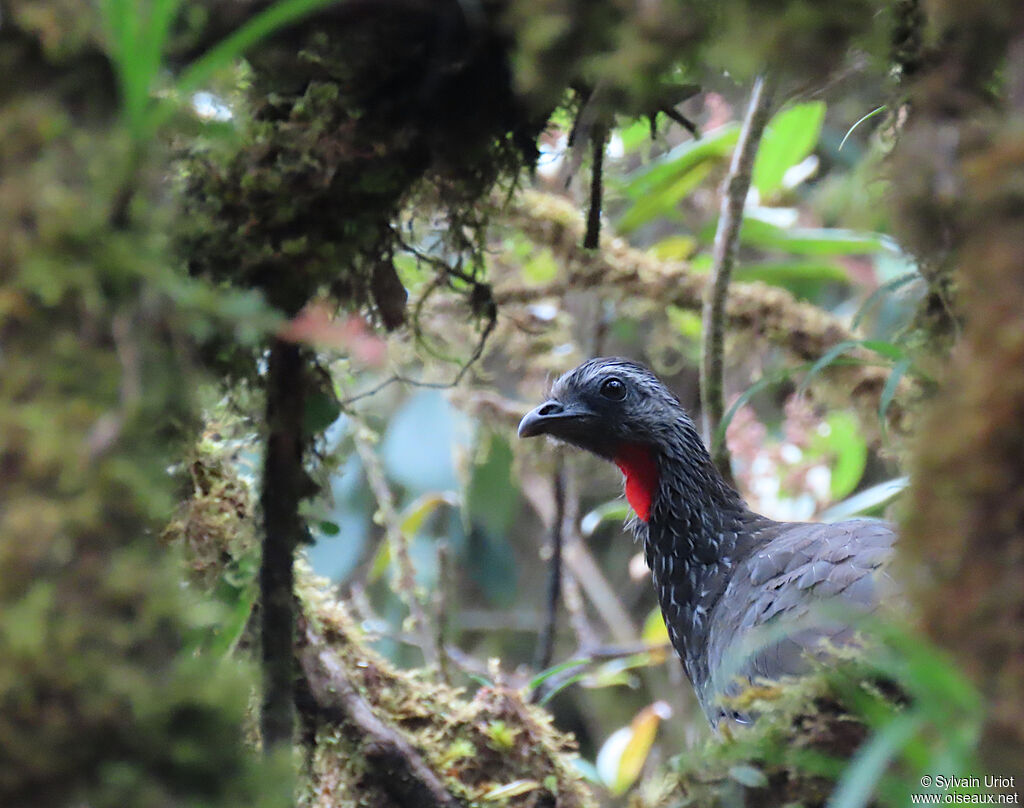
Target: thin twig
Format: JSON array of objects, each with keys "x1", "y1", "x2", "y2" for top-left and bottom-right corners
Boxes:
[
  {"x1": 518, "y1": 465, "x2": 639, "y2": 644},
  {"x1": 660, "y1": 106, "x2": 700, "y2": 139},
  {"x1": 700, "y1": 74, "x2": 774, "y2": 481},
  {"x1": 534, "y1": 458, "x2": 566, "y2": 674},
  {"x1": 557, "y1": 464, "x2": 598, "y2": 650},
  {"x1": 434, "y1": 539, "x2": 451, "y2": 684},
  {"x1": 340, "y1": 305, "x2": 496, "y2": 406},
  {"x1": 353, "y1": 426, "x2": 437, "y2": 666},
  {"x1": 298, "y1": 619, "x2": 461, "y2": 808}
]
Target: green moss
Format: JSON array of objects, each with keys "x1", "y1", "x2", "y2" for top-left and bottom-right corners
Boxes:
[
  {"x1": 301, "y1": 580, "x2": 597, "y2": 808},
  {"x1": 0, "y1": 12, "x2": 287, "y2": 807},
  {"x1": 639, "y1": 673, "x2": 882, "y2": 808}
]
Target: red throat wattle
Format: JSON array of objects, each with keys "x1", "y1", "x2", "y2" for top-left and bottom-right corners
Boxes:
[{"x1": 613, "y1": 444, "x2": 659, "y2": 522}]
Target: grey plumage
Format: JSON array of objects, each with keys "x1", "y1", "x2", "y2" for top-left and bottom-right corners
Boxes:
[{"x1": 519, "y1": 357, "x2": 898, "y2": 725}]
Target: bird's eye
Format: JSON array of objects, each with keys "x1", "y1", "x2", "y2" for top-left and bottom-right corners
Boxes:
[{"x1": 600, "y1": 377, "x2": 626, "y2": 401}]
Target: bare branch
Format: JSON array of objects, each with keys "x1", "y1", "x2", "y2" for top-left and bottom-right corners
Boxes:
[
  {"x1": 534, "y1": 458, "x2": 566, "y2": 675},
  {"x1": 584, "y1": 122, "x2": 608, "y2": 249},
  {"x1": 701, "y1": 75, "x2": 774, "y2": 479},
  {"x1": 518, "y1": 464, "x2": 640, "y2": 645},
  {"x1": 434, "y1": 540, "x2": 452, "y2": 684}
]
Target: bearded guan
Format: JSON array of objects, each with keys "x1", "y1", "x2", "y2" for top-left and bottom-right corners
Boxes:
[{"x1": 518, "y1": 357, "x2": 897, "y2": 725}]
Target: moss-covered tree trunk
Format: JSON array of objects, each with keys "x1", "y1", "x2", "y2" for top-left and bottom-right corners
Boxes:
[
  {"x1": 897, "y1": 0, "x2": 1024, "y2": 773},
  {"x1": 0, "y1": 4, "x2": 287, "y2": 805}
]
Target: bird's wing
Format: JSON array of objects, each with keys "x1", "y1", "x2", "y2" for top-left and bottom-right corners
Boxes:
[{"x1": 704, "y1": 519, "x2": 897, "y2": 706}]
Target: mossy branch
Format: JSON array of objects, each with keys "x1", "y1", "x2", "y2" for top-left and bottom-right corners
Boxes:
[
  {"x1": 298, "y1": 618, "x2": 462, "y2": 808},
  {"x1": 495, "y1": 191, "x2": 909, "y2": 444}
]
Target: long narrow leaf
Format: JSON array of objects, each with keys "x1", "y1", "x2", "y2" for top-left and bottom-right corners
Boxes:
[
  {"x1": 879, "y1": 357, "x2": 910, "y2": 422},
  {"x1": 528, "y1": 658, "x2": 589, "y2": 691},
  {"x1": 818, "y1": 476, "x2": 909, "y2": 521},
  {"x1": 839, "y1": 105, "x2": 888, "y2": 152},
  {"x1": 714, "y1": 364, "x2": 808, "y2": 451},
  {"x1": 138, "y1": 0, "x2": 185, "y2": 121},
  {"x1": 827, "y1": 712, "x2": 925, "y2": 808},
  {"x1": 538, "y1": 672, "x2": 589, "y2": 706},
  {"x1": 170, "y1": 0, "x2": 342, "y2": 99},
  {"x1": 797, "y1": 340, "x2": 904, "y2": 396},
  {"x1": 797, "y1": 341, "x2": 863, "y2": 395},
  {"x1": 852, "y1": 271, "x2": 921, "y2": 329}
]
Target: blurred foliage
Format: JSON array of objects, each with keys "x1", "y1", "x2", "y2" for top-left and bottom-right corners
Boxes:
[
  {"x1": 5, "y1": 0, "x2": 1021, "y2": 805},
  {"x1": 0, "y1": 4, "x2": 292, "y2": 806}
]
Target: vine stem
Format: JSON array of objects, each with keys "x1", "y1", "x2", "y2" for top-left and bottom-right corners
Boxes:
[{"x1": 700, "y1": 74, "x2": 774, "y2": 481}]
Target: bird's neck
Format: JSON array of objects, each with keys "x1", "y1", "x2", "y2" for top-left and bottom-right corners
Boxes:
[
  {"x1": 623, "y1": 418, "x2": 752, "y2": 554},
  {"x1": 628, "y1": 417, "x2": 762, "y2": 688}
]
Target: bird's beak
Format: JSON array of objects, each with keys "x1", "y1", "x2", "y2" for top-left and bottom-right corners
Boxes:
[{"x1": 518, "y1": 399, "x2": 596, "y2": 439}]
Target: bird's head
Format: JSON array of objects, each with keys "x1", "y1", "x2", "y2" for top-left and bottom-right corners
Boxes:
[
  {"x1": 519, "y1": 358, "x2": 697, "y2": 521},
  {"x1": 518, "y1": 357, "x2": 687, "y2": 457}
]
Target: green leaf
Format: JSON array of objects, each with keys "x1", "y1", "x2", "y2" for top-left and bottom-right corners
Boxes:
[
  {"x1": 465, "y1": 433, "x2": 517, "y2": 538},
  {"x1": 522, "y1": 247, "x2": 559, "y2": 284},
  {"x1": 649, "y1": 235, "x2": 698, "y2": 260},
  {"x1": 809, "y1": 411, "x2": 868, "y2": 501},
  {"x1": 528, "y1": 658, "x2": 589, "y2": 692},
  {"x1": 797, "y1": 340, "x2": 904, "y2": 396},
  {"x1": 618, "y1": 118, "x2": 654, "y2": 154},
  {"x1": 712, "y1": 216, "x2": 898, "y2": 256},
  {"x1": 714, "y1": 364, "x2": 806, "y2": 450},
  {"x1": 617, "y1": 162, "x2": 713, "y2": 233},
  {"x1": 753, "y1": 101, "x2": 826, "y2": 196},
  {"x1": 641, "y1": 607, "x2": 670, "y2": 646},
  {"x1": 852, "y1": 271, "x2": 921, "y2": 329},
  {"x1": 580, "y1": 500, "x2": 631, "y2": 536},
  {"x1": 318, "y1": 520, "x2": 341, "y2": 536},
  {"x1": 729, "y1": 764, "x2": 769, "y2": 788},
  {"x1": 818, "y1": 477, "x2": 909, "y2": 521},
  {"x1": 666, "y1": 306, "x2": 703, "y2": 342},
  {"x1": 366, "y1": 540, "x2": 391, "y2": 584},
  {"x1": 879, "y1": 357, "x2": 910, "y2": 422},
  {"x1": 303, "y1": 390, "x2": 341, "y2": 434},
  {"x1": 617, "y1": 124, "x2": 739, "y2": 233},
  {"x1": 104, "y1": 0, "x2": 344, "y2": 139},
  {"x1": 399, "y1": 492, "x2": 456, "y2": 536},
  {"x1": 733, "y1": 259, "x2": 849, "y2": 289},
  {"x1": 624, "y1": 123, "x2": 740, "y2": 198},
  {"x1": 169, "y1": 0, "x2": 342, "y2": 101},
  {"x1": 464, "y1": 433, "x2": 519, "y2": 604},
  {"x1": 538, "y1": 672, "x2": 589, "y2": 705}
]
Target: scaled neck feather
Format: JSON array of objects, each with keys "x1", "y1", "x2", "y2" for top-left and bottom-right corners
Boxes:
[{"x1": 629, "y1": 414, "x2": 765, "y2": 691}]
